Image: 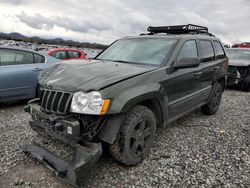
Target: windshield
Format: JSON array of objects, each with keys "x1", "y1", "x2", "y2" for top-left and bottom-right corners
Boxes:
[
  {"x1": 96, "y1": 38, "x2": 176, "y2": 65},
  {"x1": 226, "y1": 49, "x2": 250, "y2": 60}
]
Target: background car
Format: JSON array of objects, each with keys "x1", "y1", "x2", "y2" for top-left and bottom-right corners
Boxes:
[
  {"x1": 0, "y1": 46, "x2": 60, "y2": 102},
  {"x1": 48, "y1": 48, "x2": 87, "y2": 60},
  {"x1": 232, "y1": 42, "x2": 250, "y2": 48},
  {"x1": 226, "y1": 48, "x2": 250, "y2": 91}
]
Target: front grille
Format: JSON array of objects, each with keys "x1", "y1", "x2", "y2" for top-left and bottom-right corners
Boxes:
[{"x1": 40, "y1": 89, "x2": 73, "y2": 115}]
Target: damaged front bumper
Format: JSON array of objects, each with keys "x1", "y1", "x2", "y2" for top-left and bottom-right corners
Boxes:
[
  {"x1": 22, "y1": 142, "x2": 102, "y2": 187},
  {"x1": 227, "y1": 65, "x2": 250, "y2": 87},
  {"x1": 23, "y1": 101, "x2": 103, "y2": 187}
]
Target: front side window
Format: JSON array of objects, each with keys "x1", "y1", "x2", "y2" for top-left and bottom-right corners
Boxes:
[
  {"x1": 214, "y1": 41, "x2": 225, "y2": 59},
  {"x1": 52, "y1": 51, "x2": 67, "y2": 60},
  {"x1": 177, "y1": 40, "x2": 198, "y2": 61},
  {"x1": 200, "y1": 40, "x2": 215, "y2": 62},
  {"x1": 96, "y1": 38, "x2": 177, "y2": 65},
  {"x1": 0, "y1": 49, "x2": 34, "y2": 66}
]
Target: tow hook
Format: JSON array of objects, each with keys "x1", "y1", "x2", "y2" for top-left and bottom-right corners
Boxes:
[{"x1": 24, "y1": 105, "x2": 30, "y2": 113}]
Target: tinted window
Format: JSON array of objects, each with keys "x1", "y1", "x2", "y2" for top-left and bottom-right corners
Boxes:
[
  {"x1": 0, "y1": 49, "x2": 34, "y2": 66},
  {"x1": 34, "y1": 53, "x2": 45, "y2": 63},
  {"x1": 52, "y1": 51, "x2": 67, "y2": 60},
  {"x1": 68, "y1": 51, "x2": 81, "y2": 58},
  {"x1": 97, "y1": 38, "x2": 177, "y2": 65},
  {"x1": 177, "y1": 40, "x2": 198, "y2": 61},
  {"x1": 200, "y1": 40, "x2": 215, "y2": 62},
  {"x1": 214, "y1": 41, "x2": 225, "y2": 59}
]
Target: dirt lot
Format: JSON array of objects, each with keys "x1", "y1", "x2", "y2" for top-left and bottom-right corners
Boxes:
[{"x1": 0, "y1": 90, "x2": 249, "y2": 188}]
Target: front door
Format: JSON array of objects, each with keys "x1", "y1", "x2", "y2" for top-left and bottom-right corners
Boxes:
[{"x1": 165, "y1": 40, "x2": 204, "y2": 119}]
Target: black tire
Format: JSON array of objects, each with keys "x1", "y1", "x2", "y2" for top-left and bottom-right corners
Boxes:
[
  {"x1": 201, "y1": 82, "x2": 222, "y2": 115},
  {"x1": 109, "y1": 105, "x2": 156, "y2": 166}
]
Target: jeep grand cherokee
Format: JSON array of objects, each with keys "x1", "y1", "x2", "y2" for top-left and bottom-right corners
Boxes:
[{"x1": 23, "y1": 24, "x2": 228, "y2": 186}]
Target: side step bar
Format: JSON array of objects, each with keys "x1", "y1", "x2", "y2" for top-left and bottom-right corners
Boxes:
[{"x1": 22, "y1": 142, "x2": 102, "y2": 187}]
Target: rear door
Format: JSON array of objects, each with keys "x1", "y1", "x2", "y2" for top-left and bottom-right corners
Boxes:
[
  {"x1": 213, "y1": 40, "x2": 227, "y2": 78},
  {"x1": 198, "y1": 40, "x2": 226, "y2": 90},
  {"x1": 0, "y1": 49, "x2": 45, "y2": 101}
]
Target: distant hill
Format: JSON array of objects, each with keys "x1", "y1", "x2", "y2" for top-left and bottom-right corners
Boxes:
[{"x1": 0, "y1": 32, "x2": 107, "y2": 49}]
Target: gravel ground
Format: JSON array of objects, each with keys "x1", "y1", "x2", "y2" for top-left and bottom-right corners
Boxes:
[{"x1": 0, "y1": 90, "x2": 249, "y2": 188}]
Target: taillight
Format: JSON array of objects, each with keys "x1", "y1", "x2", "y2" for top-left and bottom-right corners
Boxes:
[{"x1": 224, "y1": 58, "x2": 229, "y2": 70}]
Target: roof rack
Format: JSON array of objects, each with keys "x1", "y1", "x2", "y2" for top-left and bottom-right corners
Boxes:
[{"x1": 145, "y1": 24, "x2": 214, "y2": 36}]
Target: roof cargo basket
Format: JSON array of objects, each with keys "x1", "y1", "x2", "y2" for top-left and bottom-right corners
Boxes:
[{"x1": 147, "y1": 24, "x2": 214, "y2": 36}]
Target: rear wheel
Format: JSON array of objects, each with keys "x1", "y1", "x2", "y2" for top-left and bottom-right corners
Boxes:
[
  {"x1": 201, "y1": 82, "x2": 222, "y2": 115},
  {"x1": 109, "y1": 105, "x2": 156, "y2": 166}
]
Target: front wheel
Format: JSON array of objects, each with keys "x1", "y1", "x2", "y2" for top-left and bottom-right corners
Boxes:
[
  {"x1": 109, "y1": 105, "x2": 156, "y2": 166},
  {"x1": 201, "y1": 82, "x2": 222, "y2": 115}
]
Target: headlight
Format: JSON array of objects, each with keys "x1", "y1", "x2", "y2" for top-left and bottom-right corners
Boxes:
[
  {"x1": 70, "y1": 91, "x2": 110, "y2": 115},
  {"x1": 74, "y1": 92, "x2": 88, "y2": 108}
]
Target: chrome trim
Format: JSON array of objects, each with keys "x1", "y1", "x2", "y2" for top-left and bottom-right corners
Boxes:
[{"x1": 40, "y1": 88, "x2": 73, "y2": 115}]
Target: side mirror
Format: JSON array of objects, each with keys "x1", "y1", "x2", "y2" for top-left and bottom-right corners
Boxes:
[{"x1": 173, "y1": 57, "x2": 200, "y2": 69}]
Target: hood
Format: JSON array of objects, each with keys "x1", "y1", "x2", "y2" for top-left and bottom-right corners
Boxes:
[
  {"x1": 39, "y1": 59, "x2": 157, "y2": 92},
  {"x1": 228, "y1": 59, "x2": 250, "y2": 67}
]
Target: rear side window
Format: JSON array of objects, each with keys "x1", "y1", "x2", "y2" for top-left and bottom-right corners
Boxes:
[
  {"x1": 0, "y1": 49, "x2": 34, "y2": 66},
  {"x1": 34, "y1": 53, "x2": 45, "y2": 63},
  {"x1": 68, "y1": 51, "x2": 81, "y2": 58},
  {"x1": 200, "y1": 40, "x2": 215, "y2": 62},
  {"x1": 177, "y1": 40, "x2": 198, "y2": 61},
  {"x1": 214, "y1": 41, "x2": 225, "y2": 59},
  {"x1": 51, "y1": 51, "x2": 67, "y2": 60}
]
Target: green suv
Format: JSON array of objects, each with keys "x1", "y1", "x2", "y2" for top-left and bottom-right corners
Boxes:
[{"x1": 24, "y1": 24, "x2": 228, "y2": 186}]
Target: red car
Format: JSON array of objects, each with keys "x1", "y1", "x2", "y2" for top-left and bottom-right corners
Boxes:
[
  {"x1": 232, "y1": 42, "x2": 250, "y2": 48},
  {"x1": 48, "y1": 48, "x2": 87, "y2": 60}
]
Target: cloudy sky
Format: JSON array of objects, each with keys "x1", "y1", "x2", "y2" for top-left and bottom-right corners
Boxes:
[{"x1": 0, "y1": 0, "x2": 249, "y2": 45}]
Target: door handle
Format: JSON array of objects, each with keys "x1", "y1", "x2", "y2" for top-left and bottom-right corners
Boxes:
[
  {"x1": 33, "y1": 68, "x2": 43, "y2": 71},
  {"x1": 193, "y1": 71, "x2": 202, "y2": 77}
]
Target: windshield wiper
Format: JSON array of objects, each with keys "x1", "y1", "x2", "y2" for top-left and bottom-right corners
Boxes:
[
  {"x1": 112, "y1": 60, "x2": 129, "y2": 63},
  {"x1": 96, "y1": 59, "x2": 159, "y2": 67},
  {"x1": 96, "y1": 59, "x2": 129, "y2": 63}
]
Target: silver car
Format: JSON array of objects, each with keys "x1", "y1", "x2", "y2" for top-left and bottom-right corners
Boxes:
[
  {"x1": 0, "y1": 46, "x2": 60, "y2": 102},
  {"x1": 226, "y1": 48, "x2": 250, "y2": 91}
]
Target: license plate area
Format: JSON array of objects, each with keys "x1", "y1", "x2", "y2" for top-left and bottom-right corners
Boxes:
[{"x1": 28, "y1": 103, "x2": 82, "y2": 145}]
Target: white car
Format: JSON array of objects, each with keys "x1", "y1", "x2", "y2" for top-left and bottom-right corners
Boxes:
[{"x1": 226, "y1": 48, "x2": 250, "y2": 91}]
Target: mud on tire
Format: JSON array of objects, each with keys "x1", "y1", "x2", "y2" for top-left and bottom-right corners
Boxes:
[{"x1": 109, "y1": 105, "x2": 156, "y2": 166}]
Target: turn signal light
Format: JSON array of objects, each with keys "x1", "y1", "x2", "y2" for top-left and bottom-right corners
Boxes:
[{"x1": 100, "y1": 99, "x2": 110, "y2": 115}]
